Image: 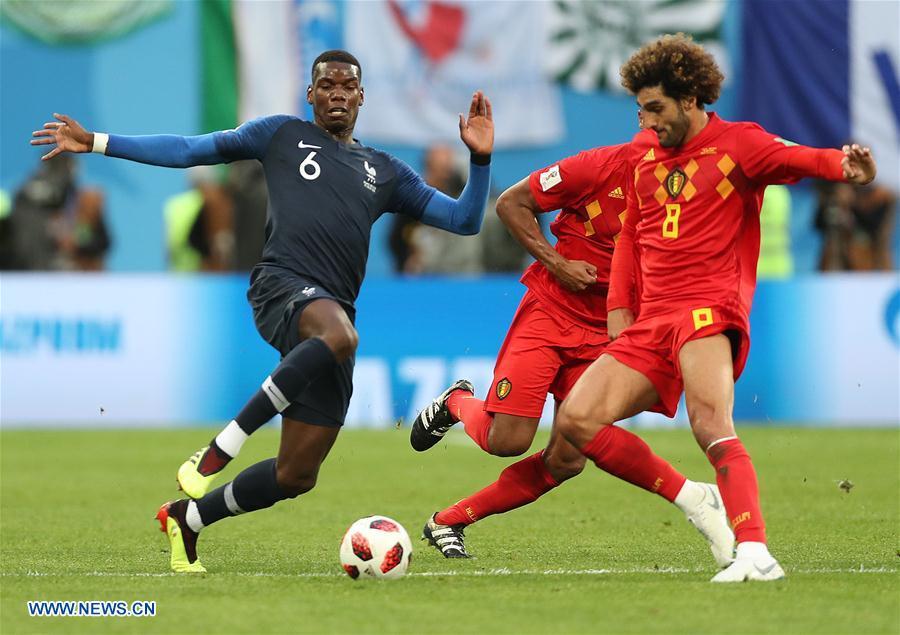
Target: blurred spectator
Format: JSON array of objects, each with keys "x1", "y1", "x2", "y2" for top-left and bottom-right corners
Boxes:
[
  {"x1": 58, "y1": 189, "x2": 111, "y2": 271},
  {"x1": 228, "y1": 160, "x2": 268, "y2": 271},
  {"x1": 391, "y1": 144, "x2": 481, "y2": 274},
  {"x1": 850, "y1": 183, "x2": 896, "y2": 270},
  {"x1": 0, "y1": 189, "x2": 12, "y2": 269},
  {"x1": 387, "y1": 207, "x2": 423, "y2": 273},
  {"x1": 4, "y1": 155, "x2": 111, "y2": 270},
  {"x1": 164, "y1": 166, "x2": 234, "y2": 272},
  {"x1": 480, "y1": 194, "x2": 529, "y2": 272},
  {"x1": 387, "y1": 145, "x2": 526, "y2": 274},
  {"x1": 757, "y1": 184, "x2": 793, "y2": 279},
  {"x1": 814, "y1": 181, "x2": 897, "y2": 271}
]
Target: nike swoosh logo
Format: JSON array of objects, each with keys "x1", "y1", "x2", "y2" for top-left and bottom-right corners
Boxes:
[
  {"x1": 755, "y1": 562, "x2": 777, "y2": 575},
  {"x1": 705, "y1": 486, "x2": 721, "y2": 511},
  {"x1": 298, "y1": 141, "x2": 322, "y2": 149}
]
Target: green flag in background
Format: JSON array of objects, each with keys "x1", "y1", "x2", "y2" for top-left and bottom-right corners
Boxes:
[{"x1": 200, "y1": 0, "x2": 303, "y2": 133}]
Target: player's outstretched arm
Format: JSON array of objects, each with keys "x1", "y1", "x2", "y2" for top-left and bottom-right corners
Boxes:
[
  {"x1": 412, "y1": 92, "x2": 495, "y2": 236},
  {"x1": 741, "y1": 125, "x2": 876, "y2": 186},
  {"x1": 31, "y1": 113, "x2": 226, "y2": 167},
  {"x1": 390, "y1": 93, "x2": 493, "y2": 236},
  {"x1": 31, "y1": 113, "x2": 288, "y2": 168},
  {"x1": 496, "y1": 178, "x2": 596, "y2": 292}
]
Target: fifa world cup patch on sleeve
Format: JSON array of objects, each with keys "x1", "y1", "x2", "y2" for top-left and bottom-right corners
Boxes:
[
  {"x1": 496, "y1": 378, "x2": 512, "y2": 400},
  {"x1": 539, "y1": 165, "x2": 562, "y2": 191}
]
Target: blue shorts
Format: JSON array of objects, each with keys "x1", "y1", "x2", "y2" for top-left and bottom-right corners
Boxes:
[{"x1": 247, "y1": 265, "x2": 355, "y2": 427}]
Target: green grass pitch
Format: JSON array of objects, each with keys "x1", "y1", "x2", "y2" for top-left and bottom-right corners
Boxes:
[{"x1": 1, "y1": 427, "x2": 897, "y2": 634}]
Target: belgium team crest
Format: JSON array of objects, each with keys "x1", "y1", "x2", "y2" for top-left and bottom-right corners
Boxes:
[
  {"x1": 496, "y1": 378, "x2": 512, "y2": 400},
  {"x1": 665, "y1": 167, "x2": 687, "y2": 198}
]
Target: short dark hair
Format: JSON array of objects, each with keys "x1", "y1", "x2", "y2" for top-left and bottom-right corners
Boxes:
[
  {"x1": 620, "y1": 33, "x2": 723, "y2": 106},
  {"x1": 311, "y1": 50, "x2": 362, "y2": 82}
]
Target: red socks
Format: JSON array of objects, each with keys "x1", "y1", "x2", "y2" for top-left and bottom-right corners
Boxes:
[
  {"x1": 447, "y1": 391, "x2": 493, "y2": 453},
  {"x1": 706, "y1": 438, "x2": 766, "y2": 544},
  {"x1": 581, "y1": 425, "x2": 686, "y2": 502},
  {"x1": 436, "y1": 451, "x2": 558, "y2": 526}
]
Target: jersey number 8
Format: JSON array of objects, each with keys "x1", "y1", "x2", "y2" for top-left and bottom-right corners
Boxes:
[
  {"x1": 299, "y1": 152, "x2": 321, "y2": 181},
  {"x1": 662, "y1": 203, "x2": 681, "y2": 238}
]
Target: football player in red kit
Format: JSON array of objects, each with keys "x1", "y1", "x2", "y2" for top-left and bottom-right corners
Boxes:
[
  {"x1": 410, "y1": 141, "x2": 734, "y2": 566},
  {"x1": 556, "y1": 34, "x2": 877, "y2": 582}
]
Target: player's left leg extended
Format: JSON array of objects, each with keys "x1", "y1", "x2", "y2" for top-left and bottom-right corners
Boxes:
[
  {"x1": 158, "y1": 418, "x2": 339, "y2": 573},
  {"x1": 557, "y1": 353, "x2": 735, "y2": 568},
  {"x1": 425, "y1": 407, "x2": 586, "y2": 558},
  {"x1": 177, "y1": 298, "x2": 354, "y2": 498},
  {"x1": 678, "y1": 333, "x2": 784, "y2": 582}
]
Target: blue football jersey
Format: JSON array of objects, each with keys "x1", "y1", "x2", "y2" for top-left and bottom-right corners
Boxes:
[{"x1": 213, "y1": 116, "x2": 436, "y2": 305}]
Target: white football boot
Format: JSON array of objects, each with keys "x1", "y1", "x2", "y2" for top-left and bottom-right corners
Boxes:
[
  {"x1": 674, "y1": 481, "x2": 735, "y2": 568},
  {"x1": 711, "y1": 541, "x2": 785, "y2": 582}
]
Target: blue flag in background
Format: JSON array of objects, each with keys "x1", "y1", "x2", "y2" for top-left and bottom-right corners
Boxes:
[{"x1": 740, "y1": 0, "x2": 899, "y2": 190}]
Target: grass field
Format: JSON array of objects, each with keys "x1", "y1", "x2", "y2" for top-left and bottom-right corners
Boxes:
[{"x1": 1, "y1": 427, "x2": 897, "y2": 634}]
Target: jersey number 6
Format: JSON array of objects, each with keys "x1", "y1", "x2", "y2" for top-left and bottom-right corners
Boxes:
[
  {"x1": 299, "y1": 152, "x2": 321, "y2": 181},
  {"x1": 662, "y1": 203, "x2": 681, "y2": 238}
]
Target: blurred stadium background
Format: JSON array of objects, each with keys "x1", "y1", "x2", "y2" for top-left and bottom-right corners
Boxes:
[{"x1": 1, "y1": 0, "x2": 898, "y2": 431}]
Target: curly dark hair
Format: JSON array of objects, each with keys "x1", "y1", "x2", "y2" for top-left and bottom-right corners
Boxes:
[{"x1": 620, "y1": 34, "x2": 723, "y2": 106}]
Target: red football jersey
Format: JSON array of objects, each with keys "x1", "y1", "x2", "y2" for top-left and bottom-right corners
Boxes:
[
  {"x1": 609, "y1": 114, "x2": 844, "y2": 322},
  {"x1": 526, "y1": 144, "x2": 631, "y2": 328}
]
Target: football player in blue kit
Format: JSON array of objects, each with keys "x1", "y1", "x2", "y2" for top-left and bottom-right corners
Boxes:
[{"x1": 32, "y1": 50, "x2": 494, "y2": 572}]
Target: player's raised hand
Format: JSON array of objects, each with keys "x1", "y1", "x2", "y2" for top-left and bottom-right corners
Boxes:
[
  {"x1": 841, "y1": 143, "x2": 876, "y2": 185},
  {"x1": 30, "y1": 113, "x2": 93, "y2": 161},
  {"x1": 551, "y1": 259, "x2": 597, "y2": 292},
  {"x1": 459, "y1": 91, "x2": 494, "y2": 155}
]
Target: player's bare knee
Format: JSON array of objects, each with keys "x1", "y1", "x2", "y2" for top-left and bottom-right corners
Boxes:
[
  {"x1": 544, "y1": 452, "x2": 585, "y2": 482},
  {"x1": 489, "y1": 436, "x2": 531, "y2": 457},
  {"x1": 557, "y1": 399, "x2": 604, "y2": 448},
  {"x1": 275, "y1": 465, "x2": 318, "y2": 498},
  {"x1": 321, "y1": 323, "x2": 358, "y2": 361},
  {"x1": 686, "y1": 401, "x2": 734, "y2": 449}
]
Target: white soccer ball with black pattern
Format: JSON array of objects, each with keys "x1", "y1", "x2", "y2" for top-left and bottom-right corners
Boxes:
[{"x1": 339, "y1": 515, "x2": 413, "y2": 580}]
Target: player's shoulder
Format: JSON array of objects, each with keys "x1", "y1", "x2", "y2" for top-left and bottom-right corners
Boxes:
[
  {"x1": 223, "y1": 114, "x2": 303, "y2": 144},
  {"x1": 236, "y1": 114, "x2": 302, "y2": 133},
  {"x1": 554, "y1": 142, "x2": 633, "y2": 176},
  {"x1": 367, "y1": 148, "x2": 415, "y2": 180},
  {"x1": 708, "y1": 114, "x2": 768, "y2": 137},
  {"x1": 581, "y1": 142, "x2": 633, "y2": 165},
  {"x1": 626, "y1": 129, "x2": 659, "y2": 158}
]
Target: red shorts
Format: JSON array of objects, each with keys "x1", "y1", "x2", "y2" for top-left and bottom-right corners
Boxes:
[
  {"x1": 604, "y1": 303, "x2": 750, "y2": 418},
  {"x1": 484, "y1": 290, "x2": 609, "y2": 418}
]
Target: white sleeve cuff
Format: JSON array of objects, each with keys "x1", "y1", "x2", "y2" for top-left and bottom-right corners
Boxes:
[{"x1": 92, "y1": 132, "x2": 109, "y2": 155}]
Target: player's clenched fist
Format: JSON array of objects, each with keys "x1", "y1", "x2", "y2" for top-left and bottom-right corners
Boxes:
[
  {"x1": 550, "y1": 259, "x2": 597, "y2": 292},
  {"x1": 30, "y1": 113, "x2": 93, "y2": 161}
]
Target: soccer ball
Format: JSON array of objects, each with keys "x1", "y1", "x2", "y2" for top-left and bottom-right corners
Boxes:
[{"x1": 339, "y1": 515, "x2": 413, "y2": 580}]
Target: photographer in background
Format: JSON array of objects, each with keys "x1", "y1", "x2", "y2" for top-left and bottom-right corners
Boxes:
[
  {"x1": 5, "y1": 155, "x2": 111, "y2": 271},
  {"x1": 814, "y1": 180, "x2": 896, "y2": 271}
]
